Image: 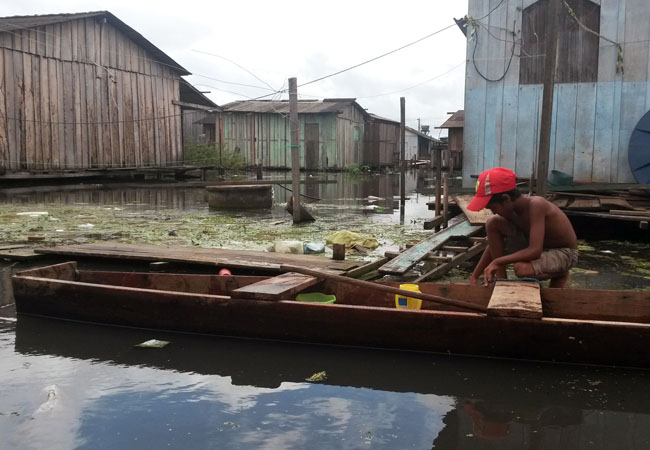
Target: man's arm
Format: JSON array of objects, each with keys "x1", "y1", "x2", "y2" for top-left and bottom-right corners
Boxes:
[
  {"x1": 483, "y1": 203, "x2": 546, "y2": 284},
  {"x1": 470, "y1": 246, "x2": 492, "y2": 285}
]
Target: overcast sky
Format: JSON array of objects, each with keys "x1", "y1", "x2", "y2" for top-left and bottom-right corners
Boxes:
[{"x1": 6, "y1": 0, "x2": 469, "y2": 134}]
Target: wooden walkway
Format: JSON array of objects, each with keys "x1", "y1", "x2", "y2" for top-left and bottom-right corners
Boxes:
[
  {"x1": 378, "y1": 217, "x2": 483, "y2": 276},
  {"x1": 35, "y1": 243, "x2": 360, "y2": 274}
]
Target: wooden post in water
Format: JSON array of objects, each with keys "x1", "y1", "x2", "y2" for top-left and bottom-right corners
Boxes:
[
  {"x1": 536, "y1": 0, "x2": 561, "y2": 197},
  {"x1": 443, "y1": 172, "x2": 449, "y2": 228},
  {"x1": 400, "y1": 97, "x2": 406, "y2": 224},
  {"x1": 434, "y1": 148, "x2": 442, "y2": 231},
  {"x1": 289, "y1": 78, "x2": 301, "y2": 223}
]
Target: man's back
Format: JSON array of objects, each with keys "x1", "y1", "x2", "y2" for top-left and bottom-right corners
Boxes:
[{"x1": 510, "y1": 196, "x2": 577, "y2": 250}]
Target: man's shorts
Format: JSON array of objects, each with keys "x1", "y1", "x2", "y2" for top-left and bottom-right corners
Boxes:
[{"x1": 504, "y1": 225, "x2": 579, "y2": 275}]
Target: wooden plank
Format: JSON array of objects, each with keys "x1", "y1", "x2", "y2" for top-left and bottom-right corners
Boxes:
[
  {"x1": 599, "y1": 197, "x2": 637, "y2": 210},
  {"x1": 31, "y1": 54, "x2": 42, "y2": 170},
  {"x1": 384, "y1": 251, "x2": 452, "y2": 263},
  {"x1": 593, "y1": 82, "x2": 615, "y2": 182},
  {"x1": 499, "y1": 85, "x2": 519, "y2": 168},
  {"x1": 231, "y1": 272, "x2": 319, "y2": 300},
  {"x1": 0, "y1": 247, "x2": 45, "y2": 261},
  {"x1": 567, "y1": 198, "x2": 601, "y2": 210},
  {"x1": 13, "y1": 50, "x2": 24, "y2": 169},
  {"x1": 4, "y1": 49, "x2": 16, "y2": 170},
  {"x1": 553, "y1": 83, "x2": 578, "y2": 176},
  {"x1": 609, "y1": 209, "x2": 650, "y2": 217},
  {"x1": 453, "y1": 194, "x2": 494, "y2": 225},
  {"x1": 414, "y1": 241, "x2": 487, "y2": 282},
  {"x1": 573, "y1": 83, "x2": 596, "y2": 181},
  {"x1": 131, "y1": 71, "x2": 141, "y2": 167},
  {"x1": 63, "y1": 61, "x2": 74, "y2": 169},
  {"x1": 549, "y1": 183, "x2": 650, "y2": 192},
  {"x1": 515, "y1": 85, "x2": 541, "y2": 177},
  {"x1": 487, "y1": 281, "x2": 542, "y2": 319},
  {"x1": 344, "y1": 256, "x2": 391, "y2": 279},
  {"x1": 35, "y1": 242, "x2": 360, "y2": 272},
  {"x1": 72, "y1": 62, "x2": 83, "y2": 169},
  {"x1": 378, "y1": 220, "x2": 482, "y2": 275},
  {"x1": 56, "y1": 60, "x2": 65, "y2": 169},
  {"x1": 23, "y1": 53, "x2": 35, "y2": 170},
  {"x1": 0, "y1": 50, "x2": 8, "y2": 169}
]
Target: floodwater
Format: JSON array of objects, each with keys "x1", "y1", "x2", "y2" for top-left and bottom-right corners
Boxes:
[{"x1": 1, "y1": 170, "x2": 650, "y2": 449}]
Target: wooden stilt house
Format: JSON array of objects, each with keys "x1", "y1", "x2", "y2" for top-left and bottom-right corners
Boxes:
[
  {"x1": 0, "y1": 11, "x2": 216, "y2": 175},
  {"x1": 463, "y1": 0, "x2": 650, "y2": 187}
]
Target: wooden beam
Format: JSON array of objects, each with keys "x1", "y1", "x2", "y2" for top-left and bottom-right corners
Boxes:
[
  {"x1": 344, "y1": 256, "x2": 391, "y2": 279},
  {"x1": 232, "y1": 272, "x2": 318, "y2": 300},
  {"x1": 488, "y1": 281, "x2": 542, "y2": 319},
  {"x1": 378, "y1": 219, "x2": 482, "y2": 275},
  {"x1": 413, "y1": 242, "x2": 486, "y2": 282},
  {"x1": 535, "y1": 0, "x2": 561, "y2": 197},
  {"x1": 384, "y1": 250, "x2": 452, "y2": 263},
  {"x1": 172, "y1": 100, "x2": 216, "y2": 111}
]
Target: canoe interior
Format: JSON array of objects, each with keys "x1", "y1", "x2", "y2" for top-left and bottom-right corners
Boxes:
[{"x1": 14, "y1": 261, "x2": 650, "y2": 325}]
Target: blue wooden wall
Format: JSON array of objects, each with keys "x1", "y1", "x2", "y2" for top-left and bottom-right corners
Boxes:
[{"x1": 463, "y1": 0, "x2": 650, "y2": 187}]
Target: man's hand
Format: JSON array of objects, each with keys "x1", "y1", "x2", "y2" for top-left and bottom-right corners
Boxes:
[
  {"x1": 483, "y1": 262, "x2": 502, "y2": 285},
  {"x1": 469, "y1": 276, "x2": 479, "y2": 286}
]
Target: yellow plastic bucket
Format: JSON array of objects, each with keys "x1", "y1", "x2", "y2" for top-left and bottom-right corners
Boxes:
[{"x1": 395, "y1": 284, "x2": 422, "y2": 310}]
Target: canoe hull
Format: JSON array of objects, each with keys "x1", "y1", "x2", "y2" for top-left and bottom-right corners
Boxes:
[{"x1": 11, "y1": 263, "x2": 650, "y2": 368}]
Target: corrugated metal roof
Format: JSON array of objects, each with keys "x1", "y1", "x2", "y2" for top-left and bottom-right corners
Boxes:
[
  {"x1": 406, "y1": 126, "x2": 441, "y2": 143},
  {"x1": 368, "y1": 113, "x2": 400, "y2": 124},
  {"x1": 179, "y1": 79, "x2": 219, "y2": 109},
  {"x1": 436, "y1": 110, "x2": 464, "y2": 129},
  {"x1": 0, "y1": 11, "x2": 190, "y2": 75},
  {"x1": 222, "y1": 99, "x2": 369, "y2": 117}
]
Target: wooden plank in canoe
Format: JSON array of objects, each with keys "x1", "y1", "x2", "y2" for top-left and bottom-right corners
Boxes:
[
  {"x1": 35, "y1": 243, "x2": 360, "y2": 273},
  {"x1": 452, "y1": 194, "x2": 494, "y2": 225},
  {"x1": 378, "y1": 220, "x2": 482, "y2": 275},
  {"x1": 232, "y1": 272, "x2": 319, "y2": 300},
  {"x1": 487, "y1": 281, "x2": 542, "y2": 319}
]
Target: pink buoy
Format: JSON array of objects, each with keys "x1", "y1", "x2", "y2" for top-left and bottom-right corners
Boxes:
[{"x1": 218, "y1": 268, "x2": 232, "y2": 276}]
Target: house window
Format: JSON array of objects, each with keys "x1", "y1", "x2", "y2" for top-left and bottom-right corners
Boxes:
[{"x1": 519, "y1": 0, "x2": 600, "y2": 84}]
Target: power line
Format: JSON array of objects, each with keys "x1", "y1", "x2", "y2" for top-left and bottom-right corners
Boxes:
[{"x1": 357, "y1": 62, "x2": 465, "y2": 99}]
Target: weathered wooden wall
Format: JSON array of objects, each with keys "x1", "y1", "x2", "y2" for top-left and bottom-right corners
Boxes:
[
  {"x1": 182, "y1": 110, "x2": 209, "y2": 146},
  {"x1": 0, "y1": 17, "x2": 182, "y2": 171},
  {"x1": 463, "y1": 0, "x2": 650, "y2": 187},
  {"x1": 404, "y1": 130, "x2": 421, "y2": 161},
  {"x1": 221, "y1": 104, "x2": 365, "y2": 169},
  {"x1": 363, "y1": 120, "x2": 400, "y2": 167}
]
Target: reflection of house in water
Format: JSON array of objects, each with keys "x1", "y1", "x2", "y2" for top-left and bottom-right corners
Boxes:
[{"x1": 432, "y1": 398, "x2": 650, "y2": 448}]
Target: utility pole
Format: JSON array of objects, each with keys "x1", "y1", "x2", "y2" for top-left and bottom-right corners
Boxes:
[
  {"x1": 400, "y1": 97, "x2": 406, "y2": 224},
  {"x1": 417, "y1": 118, "x2": 421, "y2": 133},
  {"x1": 536, "y1": 0, "x2": 561, "y2": 197},
  {"x1": 289, "y1": 77, "x2": 301, "y2": 222}
]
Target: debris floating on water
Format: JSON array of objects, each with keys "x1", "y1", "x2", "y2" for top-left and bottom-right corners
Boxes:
[
  {"x1": 135, "y1": 339, "x2": 170, "y2": 348},
  {"x1": 305, "y1": 371, "x2": 327, "y2": 382}
]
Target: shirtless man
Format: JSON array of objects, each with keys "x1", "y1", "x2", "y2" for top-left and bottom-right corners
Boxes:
[{"x1": 467, "y1": 167, "x2": 578, "y2": 288}]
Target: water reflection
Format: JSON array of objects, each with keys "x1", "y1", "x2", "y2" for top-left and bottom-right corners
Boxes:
[{"x1": 4, "y1": 316, "x2": 650, "y2": 449}]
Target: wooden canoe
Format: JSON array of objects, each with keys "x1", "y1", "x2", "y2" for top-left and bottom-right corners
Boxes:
[{"x1": 11, "y1": 261, "x2": 650, "y2": 368}]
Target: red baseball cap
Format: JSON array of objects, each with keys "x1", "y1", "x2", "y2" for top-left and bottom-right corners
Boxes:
[{"x1": 467, "y1": 167, "x2": 517, "y2": 211}]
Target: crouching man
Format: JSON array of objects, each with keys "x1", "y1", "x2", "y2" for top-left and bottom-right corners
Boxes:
[{"x1": 467, "y1": 167, "x2": 578, "y2": 288}]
